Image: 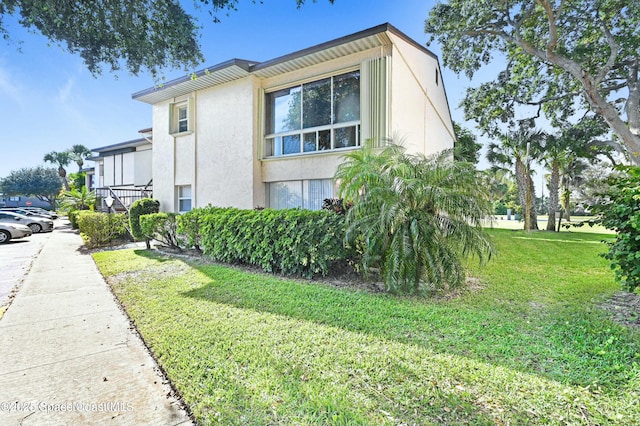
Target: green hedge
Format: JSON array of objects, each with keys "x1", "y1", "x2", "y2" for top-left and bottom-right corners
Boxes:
[
  {"x1": 187, "y1": 207, "x2": 348, "y2": 278},
  {"x1": 76, "y1": 211, "x2": 128, "y2": 248}
]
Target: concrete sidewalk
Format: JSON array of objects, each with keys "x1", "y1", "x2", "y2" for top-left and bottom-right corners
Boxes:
[{"x1": 0, "y1": 221, "x2": 193, "y2": 425}]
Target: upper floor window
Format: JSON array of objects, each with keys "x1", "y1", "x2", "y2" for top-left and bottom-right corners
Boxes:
[
  {"x1": 264, "y1": 71, "x2": 360, "y2": 157},
  {"x1": 170, "y1": 100, "x2": 191, "y2": 135}
]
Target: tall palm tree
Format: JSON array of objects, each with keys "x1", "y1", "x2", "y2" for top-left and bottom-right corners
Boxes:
[
  {"x1": 335, "y1": 142, "x2": 495, "y2": 295},
  {"x1": 539, "y1": 134, "x2": 566, "y2": 231},
  {"x1": 43, "y1": 150, "x2": 71, "y2": 190},
  {"x1": 487, "y1": 127, "x2": 544, "y2": 231},
  {"x1": 69, "y1": 144, "x2": 92, "y2": 171},
  {"x1": 540, "y1": 119, "x2": 610, "y2": 230}
]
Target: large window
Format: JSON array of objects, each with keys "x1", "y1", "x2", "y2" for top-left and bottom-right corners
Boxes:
[
  {"x1": 265, "y1": 71, "x2": 360, "y2": 157},
  {"x1": 267, "y1": 179, "x2": 334, "y2": 210}
]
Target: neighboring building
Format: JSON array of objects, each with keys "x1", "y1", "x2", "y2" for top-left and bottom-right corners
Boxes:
[
  {"x1": 0, "y1": 194, "x2": 51, "y2": 209},
  {"x1": 86, "y1": 133, "x2": 153, "y2": 210},
  {"x1": 132, "y1": 23, "x2": 455, "y2": 213}
]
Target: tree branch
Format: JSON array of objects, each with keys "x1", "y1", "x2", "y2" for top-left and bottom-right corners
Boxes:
[
  {"x1": 594, "y1": 13, "x2": 619, "y2": 85},
  {"x1": 537, "y1": 0, "x2": 559, "y2": 54}
]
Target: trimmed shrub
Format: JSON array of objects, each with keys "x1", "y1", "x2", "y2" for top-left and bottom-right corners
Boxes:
[
  {"x1": 196, "y1": 207, "x2": 348, "y2": 278},
  {"x1": 129, "y1": 198, "x2": 160, "y2": 245},
  {"x1": 77, "y1": 211, "x2": 128, "y2": 248},
  {"x1": 177, "y1": 208, "x2": 205, "y2": 252},
  {"x1": 140, "y1": 212, "x2": 182, "y2": 249},
  {"x1": 68, "y1": 209, "x2": 81, "y2": 229}
]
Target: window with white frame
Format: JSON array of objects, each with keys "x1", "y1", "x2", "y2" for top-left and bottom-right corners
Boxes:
[
  {"x1": 177, "y1": 185, "x2": 192, "y2": 213},
  {"x1": 265, "y1": 71, "x2": 360, "y2": 157},
  {"x1": 170, "y1": 101, "x2": 190, "y2": 135},
  {"x1": 267, "y1": 179, "x2": 334, "y2": 210}
]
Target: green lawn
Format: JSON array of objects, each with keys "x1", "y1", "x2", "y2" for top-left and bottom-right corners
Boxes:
[{"x1": 93, "y1": 229, "x2": 640, "y2": 425}]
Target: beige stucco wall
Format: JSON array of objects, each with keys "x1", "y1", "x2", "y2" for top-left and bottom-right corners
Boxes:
[
  {"x1": 148, "y1": 35, "x2": 456, "y2": 212},
  {"x1": 195, "y1": 78, "x2": 257, "y2": 209},
  {"x1": 388, "y1": 33, "x2": 455, "y2": 156},
  {"x1": 151, "y1": 101, "x2": 176, "y2": 211},
  {"x1": 134, "y1": 148, "x2": 152, "y2": 186}
]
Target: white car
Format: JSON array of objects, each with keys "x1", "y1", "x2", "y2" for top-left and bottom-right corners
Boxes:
[
  {"x1": 0, "y1": 211, "x2": 54, "y2": 233},
  {"x1": 0, "y1": 222, "x2": 33, "y2": 244}
]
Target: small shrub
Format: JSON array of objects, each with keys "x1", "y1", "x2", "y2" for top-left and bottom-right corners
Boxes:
[
  {"x1": 140, "y1": 212, "x2": 183, "y2": 249},
  {"x1": 68, "y1": 209, "x2": 81, "y2": 229},
  {"x1": 590, "y1": 166, "x2": 640, "y2": 293},
  {"x1": 129, "y1": 198, "x2": 160, "y2": 246},
  {"x1": 77, "y1": 211, "x2": 128, "y2": 248},
  {"x1": 177, "y1": 208, "x2": 205, "y2": 252}
]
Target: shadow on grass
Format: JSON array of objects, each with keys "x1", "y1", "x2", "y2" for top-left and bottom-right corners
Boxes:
[{"x1": 175, "y1": 258, "x2": 640, "y2": 392}]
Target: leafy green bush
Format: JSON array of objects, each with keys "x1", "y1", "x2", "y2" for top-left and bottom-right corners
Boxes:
[
  {"x1": 177, "y1": 208, "x2": 205, "y2": 252},
  {"x1": 77, "y1": 211, "x2": 128, "y2": 248},
  {"x1": 129, "y1": 198, "x2": 160, "y2": 244},
  {"x1": 140, "y1": 212, "x2": 182, "y2": 249},
  {"x1": 68, "y1": 209, "x2": 81, "y2": 229},
  {"x1": 197, "y1": 207, "x2": 348, "y2": 278},
  {"x1": 590, "y1": 166, "x2": 640, "y2": 293}
]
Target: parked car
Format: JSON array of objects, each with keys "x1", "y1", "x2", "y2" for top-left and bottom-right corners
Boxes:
[
  {"x1": 0, "y1": 211, "x2": 54, "y2": 233},
  {"x1": 0, "y1": 222, "x2": 33, "y2": 244},
  {"x1": 19, "y1": 207, "x2": 59, "y2": 219},
  {"x1": 0, "y1": 207, "x2": 57, "y2": 220}
]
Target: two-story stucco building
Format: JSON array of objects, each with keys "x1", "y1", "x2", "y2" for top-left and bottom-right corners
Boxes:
[{"x1": 132, "y1": 23, "x2": 455, "y2": 213}]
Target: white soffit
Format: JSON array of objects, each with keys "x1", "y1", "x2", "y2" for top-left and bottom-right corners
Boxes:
[
  {"x1": 132, "y1": 25, "x2": 406, "y2": 105},
  {"x1": 133, "y1": 64, "x2": 252, "y2": 104}
]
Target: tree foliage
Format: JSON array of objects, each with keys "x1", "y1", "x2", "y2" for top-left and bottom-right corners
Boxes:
[
  {"x1": 590, "y1": 166, "x2": 640, "y2": 293},
  {"x1": 335, "y1": 142, "x2": 495, "y2": 294},
  {"x1": 0, "y1": 166, "x2": 62, "y2": 210},
  {"x1": 453, "y1": 122, "x2": 482, "y2": 164},
  {"x1": 1, "y1": 0, "x2": 333, "y2": 77},
  {"x1": 426, "y1": 1, "x2": 640, "y2": 164}
]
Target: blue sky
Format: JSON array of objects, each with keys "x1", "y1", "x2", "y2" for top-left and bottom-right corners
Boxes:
[{"x1": 0, "y1": 0, "x2": 486, "y2": 179}]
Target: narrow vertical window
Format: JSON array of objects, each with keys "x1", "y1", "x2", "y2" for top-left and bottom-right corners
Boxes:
[
  {"x1": 170, "y1": 101, "x2": 191, "y2": 135},
  {"x1": 177, "y1": 185, "x2": 192, "y2": 213}
]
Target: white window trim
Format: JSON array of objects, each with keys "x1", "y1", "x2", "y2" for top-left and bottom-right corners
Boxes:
[
  {"x1": 263, "y1": 71, "x2": 361, "y2": 159},
  {"x1": 177, "y1": 185, "x2": 192, "y2": 213},
  {"x1": 169, "y1": 98, "x2": 194, "y2": 136}
]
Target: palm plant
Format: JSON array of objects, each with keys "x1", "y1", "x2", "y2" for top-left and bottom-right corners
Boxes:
[
  {"x1": 540, "y1": 119, "x2": 609, "y2": 230},
  {"x1": 43, "y1": 150, "x2": 71, "y2": 190},
  {"x1": 69, "y1": 144, "x2": 92, "y2": 171},
  {"x1": 487, "y1": 127, "x2": 544, "y2": 230},
  {"x1": 60, "y1": 186, "x2": 97, "y2": 211},
  {"x1": 335, "y1": 142, "x2": 495, "y2": 294}
]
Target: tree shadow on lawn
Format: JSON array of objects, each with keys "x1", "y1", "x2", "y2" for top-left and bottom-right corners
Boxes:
[{"x1": 175, "y1": 259, "x2": 640, "y2": 393}]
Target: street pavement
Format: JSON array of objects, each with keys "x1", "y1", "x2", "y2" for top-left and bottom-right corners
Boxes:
[
  {"x1": 0, "y1": 230, "x2": 50, "y2": 308},
  {"x1": 0, "y1": 220, "x2": 193, "y2": 425}
]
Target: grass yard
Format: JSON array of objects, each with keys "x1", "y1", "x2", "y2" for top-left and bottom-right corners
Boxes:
[{"x1": 93, "y1": 229, "x2": 640, "y2": 425}]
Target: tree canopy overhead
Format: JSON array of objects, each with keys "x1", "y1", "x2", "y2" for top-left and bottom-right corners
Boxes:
[
  {"x1": 0, "y1": 0, "x2": 331, "y2": 78},
  {"x1": 425, "y1": 0, "x2": 640, "y2": 164}
]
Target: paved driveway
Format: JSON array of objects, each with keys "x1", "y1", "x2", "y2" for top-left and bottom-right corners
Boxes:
[{"x1": 0, "y1": 229, "x2": 52, "y2": 307}]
